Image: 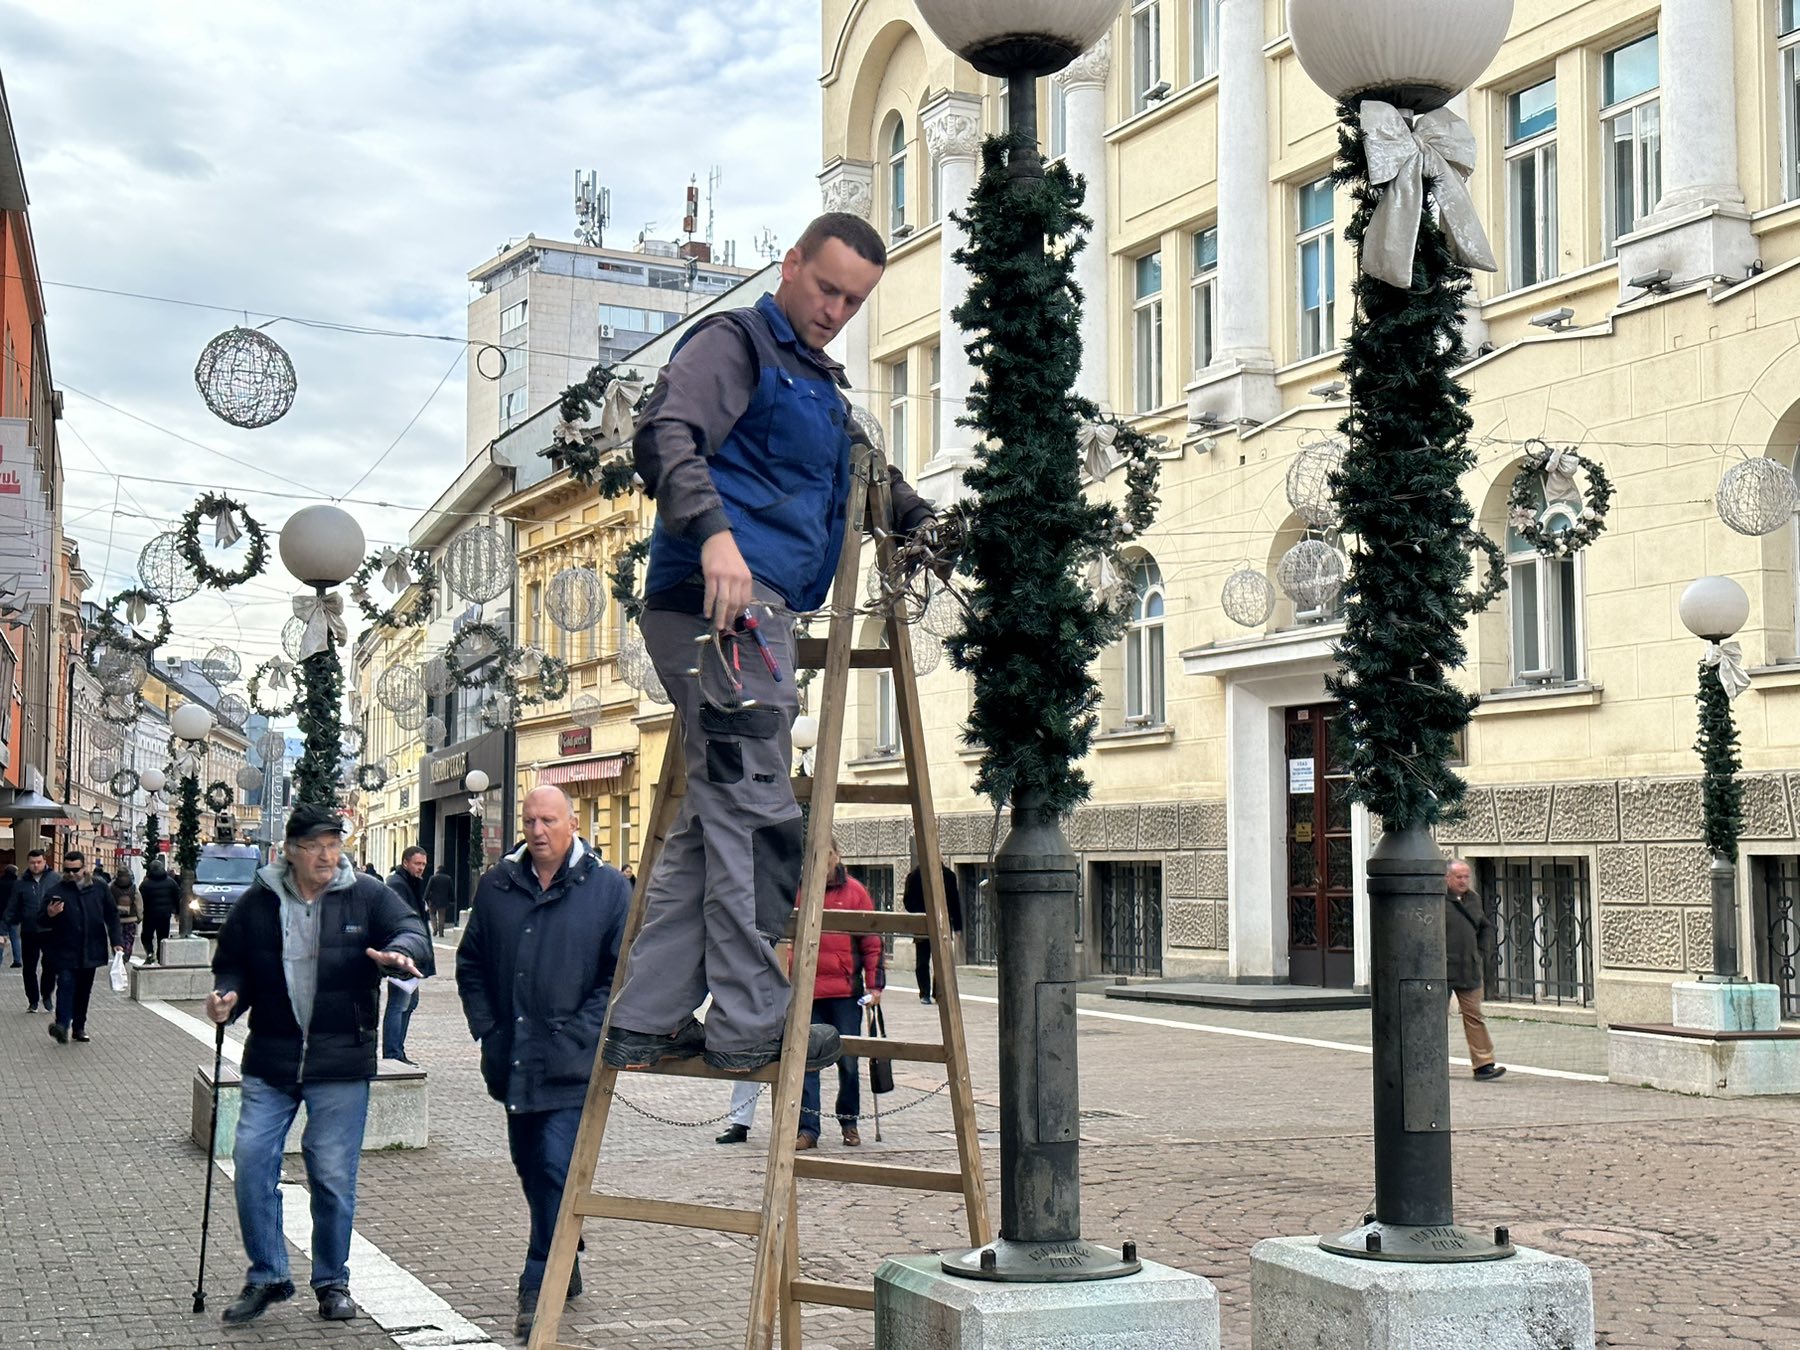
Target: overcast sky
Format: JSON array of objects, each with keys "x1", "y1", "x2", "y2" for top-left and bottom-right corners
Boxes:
[{"x1": 3, "y1": 0, "x2": 821, "y2": 673}]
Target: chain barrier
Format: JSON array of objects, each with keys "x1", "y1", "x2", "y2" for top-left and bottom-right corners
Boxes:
[{"x1": 611, "y1": 1080, "x2": 953, "y2": 1130}]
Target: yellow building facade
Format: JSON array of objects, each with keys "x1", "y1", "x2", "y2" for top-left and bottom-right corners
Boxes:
[
  {"x1": 821, "y1": 0, "x2": 1800, "y2": 1025},
  {"x1": 352, "y1": 608, "x2": 427, "y2": 875}
]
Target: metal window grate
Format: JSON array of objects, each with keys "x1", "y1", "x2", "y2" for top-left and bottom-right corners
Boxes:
[
  {"x1": 1753, "y1": 855, "x2": 1800, "y2": 1019},
  {"x1": 1474, "y1": 855, "x2": 1594, "y2": 1007},
  {"x1": 1095, "y1": 860, "x2": 1164, "y2": 978},
  {"x1": 958, "y1": 863, "x2": 997, "y2": 967}
]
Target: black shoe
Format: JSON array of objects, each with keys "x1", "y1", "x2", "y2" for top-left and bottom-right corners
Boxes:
[
  {"x1": 1473, "y1": 1064, "x2": 1507, "y2": 1082},
  {"x1": 568, "y1": 1261, "x2": 582, "y2": 1299},
  {"x1": 715, "y1": 1123, "x2": 750, "y2": 1145},
  {"x1": 601, "y1": 1018, "x2": 706, "y2": 1070},
  {"x1": 221, "y1": 1280, "x2": 294, "y2": 1325},
  {"x1": 316, "y1": 1285, "x2": 357, "y2": 1320},
  {"x1": 72, "y1": 1031, "x2": 90, "y2": 1043},
  {"x1": 25, "y1": 1003, "x2": 36, "y2": 1013},
  {"x1": 705, "y1": 1024, "x2": 842, "y2": 1075},
  {"x1": 920, "y1": 994, "x2": 934, "y2": 1005},
  {"x1": 47, "y1": 1021, "x2": 67, "y2": 1044},
  {"x1": 514, "y1": 1287, "x2": 537, "y2": 1343}
]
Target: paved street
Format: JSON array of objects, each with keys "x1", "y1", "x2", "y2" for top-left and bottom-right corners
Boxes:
[{"x1": 3, "y1": 948, "x2": 1798, "y2": 1349}]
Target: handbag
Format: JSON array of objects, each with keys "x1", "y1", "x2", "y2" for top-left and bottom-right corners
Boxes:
[{"x1": 866, "y1": 1004, "x2": 894, "y2": 1095}]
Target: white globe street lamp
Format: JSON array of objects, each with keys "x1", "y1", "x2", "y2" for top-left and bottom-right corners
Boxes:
[
  {"x1": 464, "y1": 769, "x2": 490, "y2": 794},
  {"x1": 170, "y1": 702, "x2": 215, "y2": 744},
  {"x1": 278, "y1": 504, "x2": 366, "y2": 589},
  {"x1": 279, "y1": 504, "x2": 366, "y2": 810},
  {"x1": 1679, "y1": 575, "x2": 1750, "y2": 642},
  {"x1": 1287, "y1": 0, "x2": 1513, "y2": 111},
  {"x1": 913, "y1": 0, "x2": 1117, "y2": 75},
  {"x1": 140, "y1": 768, "x2": 166, "y2": 795}
]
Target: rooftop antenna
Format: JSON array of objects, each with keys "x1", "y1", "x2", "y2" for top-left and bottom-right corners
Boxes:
[
  {"x1": 574, "y1": 171, "x2": 609, "y2": 248},
  {"x1": 754, "y1": 227, "x2": 780, "y2": 263},
  {"x1": 706, "y1": 165, "x2": 722, "y2": 248}
]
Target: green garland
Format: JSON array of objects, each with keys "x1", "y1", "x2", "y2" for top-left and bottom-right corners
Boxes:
[
  {"x1": 175, "y1": 774, "x2": 202, "y2": 875},
  {"x1": 246, "y1": 658, "x2": 298, "y2": 717},
  {"x1": 1505, "y1": 441, "x2": 1614, "y2": 557},
  {"x1": 1695, "y1": 658, "x2": 1744, "y2": 860},
  {"x1": 468, "y1": 813, "x2": 485, "y2": 881},
  {"x1": 97, "y1": 588, "x2": 172, "y2": 656},
  {"x1": 944, "y1": 132, "x2": 1146, "y2": 813},
  {"x1": 349, "y1": 548, "x2": 437, "y2": 630},
  {"x1": 515, "y1": 653, "x2": 570, "y2": 706},
  {"x1": 292, "y1": 648, "x2": 344, "y2": 808},
  {"x1": 1466, "y1": 528, "x2": 1507, "y2": 614},
  {"x1": 1320, "y1": 101, "x2": 1482, "y2": 830},
  {"x1": 446, "y1": 621, "x2": 512, "y2": 689},
  {"x1": 608, "y1": 537, "x2": 652, "y2": 624},
  {"x1": 548, "y1": 361, "x2": 646, "y2": 498},
  {"x1": 204, "y1": 780, "x2": 234, "y2": 813},
  {"x1": 177, "y1": 492, "x2": 269, "y2": 589},
  {"x1": 142, "y1": 812, "x2": 161, "y2": 859}
]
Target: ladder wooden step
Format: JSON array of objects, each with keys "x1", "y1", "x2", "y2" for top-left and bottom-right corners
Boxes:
[
  {"x1": 624, "y1": 1059, "x2": 779, "y2": 1083},
  {"x1": 792, "y1": 779, "x2": 913, "y2": 805},
  {"x1": 795, "y1": 638, "x2": 891, "y2": 670},
  {"x1": 787, "y1": 1279, "x2": 876, "y2": 1311},
  {"x1": 786, "y1": 909, "x2": 928, "y2": 937},
  {"x1": 572, "y1": 1193, "x2": 762, "y2": 1235},
  {"x1": 839, "y1": 1035, "x2": 947, "y2": 1063},
  {"x1": 793, "y1": 1157, "x2": 965, "y2": 1192}
]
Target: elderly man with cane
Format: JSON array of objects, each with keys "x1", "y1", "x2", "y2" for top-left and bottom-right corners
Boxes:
[{"x1": 204, "y1": 804, "x2": 429, "y2": 1326}]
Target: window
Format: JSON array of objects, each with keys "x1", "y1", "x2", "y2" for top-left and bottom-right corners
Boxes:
[
  {"x1": 872, "y1": 633, "x2": 898, "y2": 756},
  {"x1": 500, "y1": 300, "x2": 527, "y2": 334},
  {"x1": 887, "y1": 117, "x2": 908, "y2": 238},
  {"x1": 1132, "y1": 0, "x2": 1162, "y2": 111},
  {"x1": 1133, "y1": 251, "x2": 1164, "y2": 412},
  {"x1": 501, "y1": 388, "x2": 527, "y2": 422},
  {"x1": 887, "y1": 356, "x2": 909, "y2": 476},
  {"x1": 1190, "y1": 225, "x2": 1218, "y2": 374},
  {"x1": 928, "y1": 345, "x2": 942, "y2": 457},
  {"x1": 1296, "y1": 177, "x2": 1336, "y2": 358},
  {"x1": 1049, "y1": 82, "x2": 1068, "y2": 159},
  {"x1": 1601, "y1": 33, "x2": 1661, "y2": 253},
  {"x1": 1504, "y1": 76, "x2": 1558, "y2": 289},
  {"x1": 598, "y1": 304, "x2": 677, "y2": 335},
  {"x1": 997, "y1": 79, "x2": 1009, "y2": 135},
  {"x1": 1094, "y1": 860, "x2": 1164, "y2": 976},
  {"x1": 1783, "y1": 1, "x2": 1800, "y2": 200},
  {"x1": 526, "y1": 581, "x2": 542, "y2": 649},
  {"x1": 1191, "y1": 0, "x2": 1220, "y2": 83},
  {"x1": 1505, "y1": 490, "x2": 1583, "y2": 684},
  {"x1": 1124, "y1": 557, "x2": 1165, "y2": 725},
  {"x1": 1472, "y1": 857, "x2": 1594, "y2": 1007}
]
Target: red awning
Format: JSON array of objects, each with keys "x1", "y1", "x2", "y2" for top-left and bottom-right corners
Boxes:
[{"x1": 536, "y1": 755, "x2": 628, "y2": 787}]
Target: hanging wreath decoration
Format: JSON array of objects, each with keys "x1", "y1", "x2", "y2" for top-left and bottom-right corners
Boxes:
[
  {"x1": 349, "y1": 547, "x2": 438, "y2": 630},
  {"x1": 608, "y1": 537, "x2": 653, "y2": 624},
  {"x1": 246, "y1": 658, "x2": 299, "y2": 718},
  {"x1": 547, "y1": 361, "x2": 646, "y2": 497},
  {"x1": 355, "y1": 762, "x2": 389, "y2": 793},
  {"x1": 445, "y1": 621, "x2": 513, "y2": 689},
  {"x1": 97, "y1": 588, "x2": 172, "y2": 655},
  {"x1": 515, "y1": 654, "x2": 571, "y2": 706},
  {"x1": 1506, "y1": 440, "x2": 1613, "y2": 557},
  {"x1": 177, "y1": 492, "x2": 269, "y2": 589},
  {"x1": 1464, "y1": 528, "x2": 1507, "y2": 614},
  {"x1": 108, "y1": 768, "x2": 141, "y2": 798},
  {"x1": 204, "y1": 780, "x2": 234, "y2": 813}
]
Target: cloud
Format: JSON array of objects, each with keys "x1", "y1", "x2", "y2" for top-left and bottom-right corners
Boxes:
[{"x1": 3, "y1": 0, "x2": 823, "y2": 669}]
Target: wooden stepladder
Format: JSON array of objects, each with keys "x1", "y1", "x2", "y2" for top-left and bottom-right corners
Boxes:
[{"x1": 530, "y1": 450, "x2": 992, "y2": 1350}]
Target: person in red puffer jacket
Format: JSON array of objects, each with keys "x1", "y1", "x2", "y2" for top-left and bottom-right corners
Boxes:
[{"x1": 792, "y1": 837, "x2": 883, "y2": 1149}]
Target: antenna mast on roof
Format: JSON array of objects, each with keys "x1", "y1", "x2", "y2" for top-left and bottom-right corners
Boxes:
[{"x1": 575, "y1": 170, "x2": 609, "y2": 248}]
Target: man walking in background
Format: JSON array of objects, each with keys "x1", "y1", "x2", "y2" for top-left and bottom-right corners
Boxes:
[
  {"x1": 139, "y1": 854, "x2": 181, "y2": 964},
  {"x1": 901, "y1": 858, "x2": 961, "y2": 1005},
  {"x1": 1445, "y1": 858, "x2": 1505, "y2": 1082},
  {"x1": 7, "y1": 849, "x2": 61, "y2": 1011},
  {"x1": 44, "y1": 851, "x2": 124, "y2": 1044},
  {"x1": 382, "y1": 846, "x2": 434, "y2": 1064}
]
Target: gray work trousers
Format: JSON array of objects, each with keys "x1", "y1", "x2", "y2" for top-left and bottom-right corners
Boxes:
[{"x1": 607, "y1": 597, "x2": 802, "y2": 1054}]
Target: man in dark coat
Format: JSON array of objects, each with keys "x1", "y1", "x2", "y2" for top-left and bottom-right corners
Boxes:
[
  {"x1": 381, "y1": 846, "x2": 434, "y2": 1064},
  {"x1": 206, "y1": 804, "x2": 429, "y2": 1326},
  {"x1": 457, "y1": 786, "x2": 630, "y2": 1342},
  {"x1": 139, "y1": 854, "x2": 181, "y2": 964},
  {"x1": 43, "y1": 851, "x2": 124, "y2": 1044},
  {"x1": 7, "y1": 849, "x2": 62, "y2": 1010},
  {"x1": 423, "y1": 864, "x2": 455, "y2": 936},
  {"x1": 1445, "y1": 858, "x2": 1504, "y2": 1081},
  {"x1": 902, "y1": 859, "x2": 962, "y2": 1005}
]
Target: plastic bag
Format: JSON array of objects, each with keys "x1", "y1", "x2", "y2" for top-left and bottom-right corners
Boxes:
[{"x1": 108, "y1": 951, "x2": 128, "y2": 993}]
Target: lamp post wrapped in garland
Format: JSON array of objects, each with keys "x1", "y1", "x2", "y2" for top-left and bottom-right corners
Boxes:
[
  {"x1": 1285, "y1": 0, "x2": 1517, "y2": 1263},
  {"x1": 169, "y1": 703, "x2": 215, "y2": 937},
  {"x1": 278, "y1": 505, "x2": 365, "y2": 808},
  {"x1": 1679, "y1": 576, "x2": 1751, "y2": 980}
]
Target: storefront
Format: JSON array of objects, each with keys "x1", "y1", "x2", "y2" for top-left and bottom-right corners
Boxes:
[
  {"x1": 527, "y1": 733, "x2": 635, "y2": 867},
  {"x1": 418, "y1": 729, "x2": 510, "y2": 908}
]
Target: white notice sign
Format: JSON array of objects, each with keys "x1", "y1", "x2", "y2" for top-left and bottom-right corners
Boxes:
[{"x1": 1288, "y1": 757, "x2": 1316, "y2": 795}]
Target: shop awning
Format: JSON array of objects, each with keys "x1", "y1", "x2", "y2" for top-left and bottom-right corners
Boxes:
[{"x1": 536, "y1": 755, "x2": 628, "y2": 787}]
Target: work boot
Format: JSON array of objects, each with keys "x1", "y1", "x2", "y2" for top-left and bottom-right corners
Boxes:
[
  {"x1": 316, "y1": 1285, "x2": 357, "y2": 1320},
  {"x1": 601, "y1": 1018, "x2": 706, "y2": 1070},
  {"x1": 841, "y1": 1126, "x2": 862, "y2": 1147},
  {"x1": 715, "y1": 1123, "x2": 750, "y2": 1145},
  {"x1": 794, "y1": 1132, "x2": 817, "y2": 1151},
  {"x1": 221, "y1": 1281, "x2": 294, "y2": 1325},
  {"x1": 704, "y1": 1024, "x2": 842, "y2": 1075},
  {"x1": 514, "y1": 1287, "x2": 537, "y2": 1342}
]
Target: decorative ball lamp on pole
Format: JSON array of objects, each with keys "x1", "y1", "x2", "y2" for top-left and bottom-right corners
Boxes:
[
  {"x1": 279, "y1": 505, "x2": 365, "y2": 809},
  {"x1": 1285, "y1": 0, "x2": 1515, "y2": 1264},
  {"x1": 913, "y1": 0, "x2": 1140, "y2": 1285},
  {"x1": 464, "y1": 768, "x2": 490, "y2": 886},
  {"x1": 141, "y1": 766, "x2": 166, "y2": 861},
  {"x1": 1679, "y1": 576, "x2": 1751, "y2": 980},
  {"x1": 170, "y1": 702, "x2": 215, "y2": 937}
]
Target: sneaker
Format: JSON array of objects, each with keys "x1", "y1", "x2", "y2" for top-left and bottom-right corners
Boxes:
[
  {"x1": 794, "y1": 1132, "x2": 817, "y2": 1151},
  {"x1": 316, "y1": 1285, "x2": 357, "y2": 1320},
  {"x1": 221, "y1": 1280, "x2": 294, "y2": 1325},
  {"x1": 704, "y1": 1024, "x2": 843, "y2": 1075},
  {"x1": 841, "y1": 1126, "x2": 862, "y2": 1147},
  {"x1": 47, "y1": 1021, "x2": 67, "y2": 1044},
  {"x1": 601, "y1": 1018, "x2": 706, "y2": 1071},
  {"x1": 1473, "y1": 1064, "x2": 1507, "y2": 1082},
  {"x1": 920, "y1": 994, "x2": 934, "y2": 1005},
  {"x1": 25, "y1": 1003, "x2": 36, "y2": 1013},
  {"x1": 715, "y1": 1123, "x2": 750, "y2": 1145}
]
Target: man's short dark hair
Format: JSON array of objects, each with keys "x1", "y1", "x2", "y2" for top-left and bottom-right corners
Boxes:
[
  {"x1": 402, "y1": 845, "x2": 427, "y2": 864},
  {"x1": 26, "y1": 848, "x2": 45, "y2": 860},
  {"x1": 795, "y1": 212, "x2": 886, "y2": 268},
  {"x1": 64, "y1": 850, "x2": 84, "y2": 865}
]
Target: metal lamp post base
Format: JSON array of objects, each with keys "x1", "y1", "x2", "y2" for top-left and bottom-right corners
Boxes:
[
  {"x1": 1321, "y1": 1218, "x2": 1514, "y2": 1264},
  {"x1": 942, "y1": 1236, "x2": 1143, "y2": 1283}
]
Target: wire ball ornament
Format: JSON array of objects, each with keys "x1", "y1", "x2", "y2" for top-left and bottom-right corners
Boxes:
[
  {"x1": 421, "y1": 715, "x2": 448, "y2": 749},
  {"x1": 1276, "y1": 538, "x2": 1347, "y2": 612},
  {"x1": 394, "y1": 700, "x2": 427, "y2": 732},
  {"x1": 90, "y1": 722, "x2": 124, "y2": 753},
  {"x1": 88, "y1": 756, "x2": 117, "y2": 784},
  {"x1": 215, "y1": 692, "x2": 250, "y2": 732},
  {"x1": 194, "y1": 326, "x2": 297, "y2": 429},
  {"x1": 571, "y1": 693, "x2": 604, "y2": 727},
  {"x1": 1715, "y1": 455, "x2": 1800, "y2": 537},
  {"x1": 257, "y1": 729, "x2": 288, "y2": 761},
  {"x1": 421, "y1": 654, "x2": 456, "y2": 698},
  {"x1": 443, "y1": 523, "x2": 512, "y2": 603},
  {"x1": 1285, "y1": 436, "x2": 1346, "y2": 530},
  {"x1": 546, "y1": 566, "x2": 605, "y2": 632},
  {"x1": 616, "y1": 625, "x2": 651, "y2": 691},
  {"x1": 1221, "y1": 567, "x2": 1278, "y2": 628},
  {"x1": 93, "y1": 643, "x2": 149, "y2": 698},
  {"x1": 138, "y1": 532, "x2": 202, "y2": 604},
  {"x1": 850, "y1": 404, "x2": 886, "y2": 457},
  {"x1": 281, "y1": 616, "x2": 309, "y2": 663},
  {"x1": 200, "y1": 645, "x2": 242, "y2": 686},
  {"x1": 236, "y1": 764, "x2": 265, "y2": 793},
  {"x1": 376, "y1": 664, "x2": 425, "y2": 714},
  {"x1": 919, "y1": 585, "x2": 960, "y2": 640},
  {"x1": 640, "y1": 659, "x2": 669, "y2": 706},
  {"x1": 911, "y1": 626, "x2": 943, "y2": 677}
]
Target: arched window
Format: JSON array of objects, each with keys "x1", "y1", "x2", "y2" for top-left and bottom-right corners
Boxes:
[
  {"x1": 887, "y1": 116, "x2": 908, "y2": 239},
  {"x1": 1124, "y1": 557, "x2": 1166, "y2": 724},
  {"x1": 1505, "y1": 494, "x2": 1584, "y2": 685}
]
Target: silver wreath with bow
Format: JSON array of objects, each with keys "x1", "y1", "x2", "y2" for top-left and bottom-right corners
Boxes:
[{"x1": 1359, "y1": 101, "x2": 1497, "y2": 290}]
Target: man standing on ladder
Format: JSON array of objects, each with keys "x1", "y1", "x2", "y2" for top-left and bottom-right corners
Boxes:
[{"x1": 602, "y1": 211, "x2": 936, "y2": 1077}]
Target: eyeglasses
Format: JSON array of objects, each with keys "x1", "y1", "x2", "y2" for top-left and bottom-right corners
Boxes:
[{"x1": 292, "y1": 838, "x2": 344, "y2": 857}]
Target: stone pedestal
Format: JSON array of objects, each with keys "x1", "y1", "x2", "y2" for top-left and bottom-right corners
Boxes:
[
  {"x1": 158, "y1": 935, "x2": 212, "y2": 966},
  {"x1": 1250, "y1": 1238, "x2": 1594, "y2": 1350},
  {"x1": 874, "y1": 1254, "x2": 1219, "y2": 1349},
  {"x1": 192, "y1": 1058, "x2": 429, "y2": 1158},
  {"x1": 1607, "y1": 980, "x2": 1800, "y2": 1097},
  {"x1": 133, "y1": 935, "x2": 217, "y2": 1002}
]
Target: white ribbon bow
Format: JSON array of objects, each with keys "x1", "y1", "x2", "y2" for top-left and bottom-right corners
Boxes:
[
  {"x1": 1539, "y1": 447, "x2": 1582, "y2": 504},
  {"x1": 1359, "y1": 101, "x2": 1497, "y2": 290},
  {"x1": 1705, "y1": 640, "x2": 1752, "y2": 702},
  {"x1": 212, "y1": 507, "x2": 242, "y2": 550},
  {"x1": 378, "y1": 547, "x2": 413, "y2": 593},
  {"x1": 267, "y1": 658, "x2": 294, "y2": 691},
  {"x1": 124, "y1": 594, "x2": 147, "y2": 625},
  {"x1": 1078, "y1": 422, "x2": 1118, "y2": 483},
  {"x1": 597, "y1": 378, "x2": 645, "y2": 446},
  {"x1": 293, "y1": 593, "x2": 348, "y2": 660}
]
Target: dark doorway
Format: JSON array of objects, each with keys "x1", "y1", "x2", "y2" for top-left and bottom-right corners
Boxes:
[{"x1": 1285, "y1": 704, "x2": 1355, "y2": 988}]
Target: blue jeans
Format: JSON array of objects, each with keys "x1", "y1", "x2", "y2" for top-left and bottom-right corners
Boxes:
[
  {"x1": 381, "y1": 984, "x2": 417, "y2": 1061},
  {"x1": 505, "y1": 1106, "x2": 583, "y2": 1294},
  {"x1": 800, "y1": 996, "x2": 863, "y2": 1139},
  {"x1": 234, "y1": 1075, "x2": 369, "y2": 1290}
]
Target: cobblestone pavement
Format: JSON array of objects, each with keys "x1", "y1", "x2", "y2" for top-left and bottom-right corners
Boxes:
[{"x1": 3, "y1": 951, "x2": 1798, "y2": 1349}]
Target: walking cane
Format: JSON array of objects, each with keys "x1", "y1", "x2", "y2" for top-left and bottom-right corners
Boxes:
[{"x1": 193, "y1": 1020, "x2": 226, "y2": 1313}]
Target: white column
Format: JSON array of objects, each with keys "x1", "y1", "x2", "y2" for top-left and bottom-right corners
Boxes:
[
  {"x1": 1192, "y1": 0, "x2": 1280, "y2": 426},
  {"x1": 921, "y1": 91, "x2": 984, "y2": 479},
  {"x1": 1058, "y1": 37, "x2": 1112, "y2": 410},
  {"x1": 818, "y1": 157, "x2": 876, "y2": 399},
  {"x1": 1614, "y1": 0, "x2": 1755, "y2": 292}
]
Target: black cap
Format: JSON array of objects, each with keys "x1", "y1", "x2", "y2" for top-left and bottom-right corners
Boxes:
[{"x1": 285, "y1": 803, "x2": 346, "y2": 843}]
